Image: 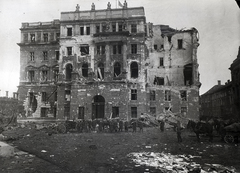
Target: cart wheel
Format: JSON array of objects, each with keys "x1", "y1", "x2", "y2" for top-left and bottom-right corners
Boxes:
[
  {"x1": 57, "y1": 124, "x2": 66, "y2": 133},
  {"x1": 224, "y1": 135, "x2": 234, "y2": 144}
]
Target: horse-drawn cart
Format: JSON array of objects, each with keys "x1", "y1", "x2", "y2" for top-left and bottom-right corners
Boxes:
[{"x1": 223, "y1": 123, "x2": 240, "y2": 144}]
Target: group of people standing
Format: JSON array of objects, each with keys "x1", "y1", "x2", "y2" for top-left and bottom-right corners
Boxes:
[{"x1": 74, "y1": 118, "x2": 144, "y2": 133}]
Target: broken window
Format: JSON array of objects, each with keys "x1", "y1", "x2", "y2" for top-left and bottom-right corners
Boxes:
[
  {"x1": 150, "y1": 90, "x2": 156, "y2": 101},
  {"x1": 65, "y1": 90, "x2": 71, "y2": 101},
  {"x1": 160, "y1": 57, "x2": 164, "y2": 67},
  {"x1": 82, "y1": 63, "x2": 88, "y2": 77},
  {"x1": 97, "y1": 63, "x2": 104, "y2": 79},
  {"x1": 167, "y1": 35, "x2": 172, "y2": 43},
  {"x1": 29, "y1": 92, "x2": 37, "y2": 113},
  {"x1": 30, "y1": 34, "x2": 35, "y2": 42},
  {"x1": 165, "y1": 90, "x2": 171, "y2": 101},
  {"x1": 86, "y1": 26, "x2": 90, "y2": 35},
  {"x1": 131, "y1": 107, "x2": 137, "y2": 118},
  {"x1": 97, "y1": 45, "x2": 105, "y2": 55},
  {"x1": 54, "y1": 70, "x2": 59, "y2": 81},
  {"x1": 131, "y1": 89, "x2": 137, "y2": 100},
  {"x1": 165, "y1": 107, "x2": 172, "y2": 112},
  {"x1": 180, "y1": 90, "x2": 187, "y2": 101},
  {"x1": 67, "y1": 47, "x2": 72, "y2": 56},
  {"x1": 28, "y1": 70, "x2": 35, "y2": 82},
  {"x1": 42, "y1": 92, "x2": 47, "y2": 102},
  {"x1": 112, "y1": 23, "x2": 116, "y2": 32},
  {"x1": 80, "y1": 27, "x2": 84, "y2": 35},
  {"x1": 114, "y1": 62, "x2": 121, "y2": 78},
  {"x1": 130, "y1": 62, "x2": 138, "y2": 78},
  {"x1": 112, "y1": 107, "x2": 119, "y2": 118},
  {"x1": 55, "y1": 51, "x2": 59, "y2": 60},
  {"x1": 43, "y1": 51, "x2": 48, "y2": 61},
  {"x1": 150, "y1": 107, "x2": 156, "y2": 117},
  {"x1": 43, "y1": 33, "x2": 48, "y2": 42},
  {"x1": 80, "y1": 45, "x2": 89, "y2": 56},
  {"x1": 113, "y1": 44, "x2": 122, "y2": 54},
  {"x1": 30, "y1": 52, "x2": 34, "y2": 61},
  {"x1": 131, "y1": 24, "x2": 137, "y2": 33},
  {"x1": 131, "y1": 44, "x2": 137, "y2": 54},
  {"x1": 161, "y1": 44, "x2": 164, "y2": 49},
  {"x1": 178, "y1": 39, "x2": 183, "y2": 49},
  {"x1": 66, "y1": 64, "x2": 72, "y2": 81},
  {"x1": 96, "y1": 25, "x2": 100, "y2": 33},
  {"x1": 41, "y1": 70, "x2": 48, "y2": 81},
  {"x1": 78, "y1": 107, "x2": 85, "y2": 119},
  {"x1": 154, "y1": 44, "x2": 157, "y2": 50},
  {"x1": 154, "y1": 76, "x2": 164, "y2": 85},
  {"x1": 184, "y1": 64, "x2": 193, "y2": 86},
  {"x1": 67, "y1": 27, "x2": 72, "y2": 36}
]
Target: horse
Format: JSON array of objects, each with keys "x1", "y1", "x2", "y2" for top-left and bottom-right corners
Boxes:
[{"x1": 187, "y1": 120, "x2": 214, "y2": 142}]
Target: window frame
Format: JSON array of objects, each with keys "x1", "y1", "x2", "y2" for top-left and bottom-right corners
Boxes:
[
  {"x1": 67, "y1": 47, "x2": 72, "y2": 56},
  {"x1": 30, "y1": 52, "x2": 34, "y2": 61},
  {"x1": 131, "y1": 24, "x2": 137, "y2": 33},
  {"x1": 67, "y1": 27, "x2": 72, "y2": 36},
  {"x1": 150, "y1": 90, "x2": 156, "y2": 101},
  {"x1": 130, "y1": 62, "x2": 138, "y2": 78},
  {"x1": 131, "y1": 89, "x2": 137, "y2": 100},
  {"x1": 43, "y1": 33, "x2": 48, "y2": 42},
  {"x1": 165, "y1": 90, "x2": 171, "y2": 101},
  {"x1": 178, "y1": 39, "x2": 183, "y2": 49},
  {"x1": 131, "y1": 44, "x2": 137, "y2": 54},
  {"x1": 43, "y1": 51, "x2": 48, "y2": 61}
]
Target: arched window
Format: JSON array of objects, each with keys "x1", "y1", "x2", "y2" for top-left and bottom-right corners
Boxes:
[
  {"x1": 66, "y1": 64, "x2": 72, "y2": 81},
  {"x1": 130, "y1": 62, "x2": 138, "y2": 78},
  {"x1": 114, "y1": 62, "x2": 121, "y2": 77},
  {"x1": 82, "y1": 63, "x2": 88, "y2": 77},
  {"x1": 97, "y1": 63, "x2": 104, "y2": 79}
]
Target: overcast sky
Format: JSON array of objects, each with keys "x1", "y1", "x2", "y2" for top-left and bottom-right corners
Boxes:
[{"x1": 0, "y1": 0, "x2": 239, "y2": 97}]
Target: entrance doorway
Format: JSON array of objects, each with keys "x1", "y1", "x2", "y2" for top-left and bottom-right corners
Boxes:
[{"x1": 92, "y1": 95, "x2": 105, "y2": 119}]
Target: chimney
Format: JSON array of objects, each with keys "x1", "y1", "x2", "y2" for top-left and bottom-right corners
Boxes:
[
  {"x1": 218, "y1": 80, "x2": 221, "y2": 85},
  {"x1": 6, "y1": 91, "x2": 8, "y2": 97}
]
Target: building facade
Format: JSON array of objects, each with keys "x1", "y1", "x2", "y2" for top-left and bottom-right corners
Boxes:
[
  {"x1": 18, "y1": 2, "x2": 201, "y2": 121},
  {"x1": 229, "y1": 46, "x2": 240, "y2": 119}
]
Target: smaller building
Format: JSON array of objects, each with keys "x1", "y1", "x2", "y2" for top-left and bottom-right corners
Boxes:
[{"x1": 200, "y1": 80, "x2": 235, "y2": 120}]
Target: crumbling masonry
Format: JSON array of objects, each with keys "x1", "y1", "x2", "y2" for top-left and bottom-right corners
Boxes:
[{"x1": 17, "y1": 2, "x2": 201, "y2": 121}]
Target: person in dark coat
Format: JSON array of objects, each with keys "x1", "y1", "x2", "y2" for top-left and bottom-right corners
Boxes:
[
  {"x1": 124, "y1": 120, "x2": 129, "y2": 132},
  {"x1": 132, "y1": 120, "x2": 137, "y2": 132},
  {"x1": 160, "y1": 120, "x2": 165, "y2": 132},
  {"x1": 119, "y1": 119, "x2": 123, "y2": 132},
  {"x1": 138, "y1": 120, "x2": 143, "y2": 132}
]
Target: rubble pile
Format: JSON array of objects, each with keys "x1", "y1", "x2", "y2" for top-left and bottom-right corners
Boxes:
[{"x1": 128, "y1": 152, "x2": 236, "y2": 173}]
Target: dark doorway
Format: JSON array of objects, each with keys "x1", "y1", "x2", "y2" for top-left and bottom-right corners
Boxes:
[
  {"x1": 78, "y1": 107, "x2": 85, "y2": 119},
  {"x1": 92, "y1": 95, "x2": 105, "y2": 119},
  {"x1": 66, "y1": 64, "x2": 73, "y2": 81},
  {"x1": 183, "y1": 63, "x2": 193, "y2": 86},
  {"x1": 29, "y1": 92, "x2": 37, "y2": 113}
]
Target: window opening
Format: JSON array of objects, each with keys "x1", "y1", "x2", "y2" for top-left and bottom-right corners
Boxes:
[
  {"x1": 150, "y1": 90, "x2": 156, "y2": 101},
  {"x1": 131, "y1": 89, "x2": 137, "y2": 100},
  {"x1": 28, "y1": 70, "x2": 35, "y2": 82},
  {"x1": 30, "y1": 52, "x2": 34, "y2": 61},
  {"x1": 160, "y1": 57, "x2": 164, "y2": 66},
  {"x1": 67, "y1": 28, "x2": 72, "y2": 36},
  {"x1": 96, "y1": 25, "x2": 100, "y2": 33},
  {"x1": 154, "y1": 44, "x2": 157, "y2": 50},
  {"x1": 80, "y1": 45, "x2": 89, "y2": 56},
  {"x1": 184, "y1": 64, "x2": 193, "y2": 85},
  {"x1": 130, "y1": 62, "x2": 138, "y2": 78},
  {"x1": 178, "y1": 39, "x2": 183, "y2": 49},
  {"x1": 56, "y1": 33, "x2": 60, "y2": 41},
  {"x1": 66, "y1": 64, "x2": 72, "y2": 81},
  {"x1": 131, "y1": 107, "x2": 137, "y2": 118},
  {"x1": 54, "y1": 70, "x2": 59, "y2": 81},
  {"x1": 41, "y1": 70, "x2": 48, "y2": 81},
  {"x1": 118, "y1": 23, "x2": 123, "y2": 32},
  {"x1": 112, "y1": 107, "x2": 119, "y2": 118},
  {"x1": 180, "y1": 90, "x2": 187, "y2": 101},
  {"x1": 67, "y1": 47, "x2": 72, "y2": 56},
  {"x1": 114, "y1": 62, "x2": 121, "y2": 77},
  {"x1": 30, "y1": 34, "x2": 35, "y2": 42},
  {"x1": 43, "y1": 51, "x2": 48, "y2": 61},
  {"x1": 78, "y1": 107, "x2": 85, "y2": 119},
  {"x1": 42, "y1": 92, "x2": 47, "y2": 102},
  {"x1": 55, "y1": 51, "x2": 59, "y2": 60},
  {"x1": 80, "y1": 27, "x2": 84, "y2": 35},
  {"x1": 131, "y1": 44, "x2": 137, "y2": 54},
  {"x1": 97, "y1": 45, "x2": 105, "y2": 55},
  {"x1": 165, "y1": 90, "x2": 171, "y2": 101},
  {"x1": 65, "y1": 90, "x2": 71, "y2": 101},
  {"x1": 43, "y1": 33, "x2": 48, "y2": 42},
  {"x1": 82, "y1": 63, "x2": 88, "y2": 77},
  {"x1": 86, "y1": 26, "x2": 90, "y2": 35},
  {"x1": 112, "y1": 23, "x2": 116, "y2": 32},
  {"x1": 154, "y1": 76, "x2": 164, "y2": 85},
  {"x1": 131, "y1": 24, "x2": 137, "y2": 33},
  {"x1": 97, "y1": 63, "x2": 104, "y2": 79}
]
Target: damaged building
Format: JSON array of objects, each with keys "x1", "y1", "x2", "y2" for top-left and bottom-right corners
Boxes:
[{"x1": 17, "y1": 2, "x2": 201, "y2": 121}]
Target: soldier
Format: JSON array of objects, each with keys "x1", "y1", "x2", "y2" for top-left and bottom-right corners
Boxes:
[
  {"x1": 119, "y1": 119, "x2": 123, "y2": 132},
  {"x1": 160, "y1": 120, "x2": 165, "y2": 132},
  {"x1": 138, "y1": 120, "x2": 143, "y2": 132},
  {"x1": 132, "y1": 120, "x2": 137, "y2": 133},
  {"x1": 124, "y1": 120, "x2": 129, "y2": 132}
]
